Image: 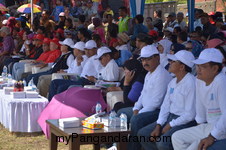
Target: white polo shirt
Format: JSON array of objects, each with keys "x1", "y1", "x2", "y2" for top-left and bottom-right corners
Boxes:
[
  {"x1": 222, "y1": 67, "x2": 226, "y2": 75},
  {"x1": 133, "y1": 65, "x2": 172, "y2": 113},
  {"x1": 99, "y1": 59, "x2": 119, "y2": 81},
  {"x1": 80, "y1": 54, "x2": 102, "y2": 79},
  {"x1": 195, "y1": 73, "x2": 226, "y2": 140},
  {"x1": 157, "y1": 73, "x2": 196, "y2": 127},
  {"x1": 67, "y1": 55, "x2": 88, "y2": 75}
]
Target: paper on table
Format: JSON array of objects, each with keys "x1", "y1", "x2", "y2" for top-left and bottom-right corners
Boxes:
[{"x1": 95, "y1": 81, "x2": 120, "y2": 88}]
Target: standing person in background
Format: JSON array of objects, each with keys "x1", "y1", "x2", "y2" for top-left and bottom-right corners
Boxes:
[
  {"x1": 152, "y1": 10, "x2": 163, "y2": 32},
  {"x1": 118, "y1": 6, "x2": 131, "y2": 33}
]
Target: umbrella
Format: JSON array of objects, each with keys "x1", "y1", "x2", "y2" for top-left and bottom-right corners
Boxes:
[
  {"x1": 0, "y1": 4, "x2": 8, "y2": 11},
  {"x1": 17, "y1": 4, "x2": 41, "y2": 13},
  {"x1": 38, "y1": 87, "x2": 107, "y2": 138}
]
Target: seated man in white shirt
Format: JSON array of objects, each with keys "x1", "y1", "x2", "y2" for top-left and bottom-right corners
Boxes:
[
  {"x1": 120, "y1": 45, "x2": 172, "y2": 150},
  {"x1": 138, "y1": 50, "x2": 197, "y2": 150},
  {"x1": 61, "y1": 41, "x2": 87, "y2": 75},
  {"x1": 86, "y1": 46, "x2": 120, "y2": 82},
  {"x1": 48, "y1": 40, "x2": 101, "y2": 101},
  {"x1": 172, "y1": 48, "x2": 226, "y2": 150}
]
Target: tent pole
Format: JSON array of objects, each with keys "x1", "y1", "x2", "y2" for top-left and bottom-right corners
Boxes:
[
  {"x1": 31, "y1": 0, "x2": 34, "y2": 31},
  {"x1": 188, "y1": 0, "x2": 195, "y2": 32}
]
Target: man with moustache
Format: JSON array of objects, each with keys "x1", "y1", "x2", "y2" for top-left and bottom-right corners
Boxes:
[
  {"x1": 172, "y1": 48, "x2": 226, "y2": 150},
  {"x1": 117, "y1": 45, "x2": 172, "y2": 150}
]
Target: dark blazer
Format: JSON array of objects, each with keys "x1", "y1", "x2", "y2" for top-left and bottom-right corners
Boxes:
[{"x1": 50, "y1": 52, "x2": 72, "y2": 73}]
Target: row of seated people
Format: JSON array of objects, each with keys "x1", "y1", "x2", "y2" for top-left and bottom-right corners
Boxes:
[
  {"x1": 5, "y1": 27, "x2": 226, "y2": 149},
  {"x1": 113, "y1": 46, "x2": 226, "y2": 150}
]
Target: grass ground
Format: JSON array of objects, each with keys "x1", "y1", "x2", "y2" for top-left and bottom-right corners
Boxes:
[{"x1": 0, "y1": 124, "x2": 105, "y2": 150}]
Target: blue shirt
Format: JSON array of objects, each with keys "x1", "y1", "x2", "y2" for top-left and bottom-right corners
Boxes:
[
  {"x1": 131, "y1": 24, "x2": 149, "y2": 40},
  {"x1": 115, "y1": 50, "x2": 132, "y2": 67}
]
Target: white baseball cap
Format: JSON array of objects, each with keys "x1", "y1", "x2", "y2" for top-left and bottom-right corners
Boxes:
[
  {"x1": 85, "y1": 40, "x2": 97, "y2": 49},
  {"x1": 138, "y1": 45, "x2": 159, "y2": 59},
  {"x1": 59, "y1": 38, "x2": 74, "y2": 47},
  {"x1": 71, "y1": 41, "x2": 85, "y2": 51},
  {"x1": 193, "y1": 48, "x2": 223, "y2": 64},
  {"x1": 95, "y1": 47, "x2": 111, "y2": 59},
  {"x1": 167, "y1": 50, "x2": 195, "y2": 68}
]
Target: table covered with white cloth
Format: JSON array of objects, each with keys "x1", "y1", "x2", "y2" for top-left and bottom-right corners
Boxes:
[{"x1": 0, "y1": 90, "x2": 48, "y2": 132}]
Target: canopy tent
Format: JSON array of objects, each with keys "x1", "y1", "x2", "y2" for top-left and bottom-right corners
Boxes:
[{"x1": 129, "y1": 0, "x2": 195, "y2": 32}]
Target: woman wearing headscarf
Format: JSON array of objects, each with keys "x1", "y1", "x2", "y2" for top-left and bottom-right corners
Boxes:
[
  {"x1": 157, "y1": 39, "x2": 172, "y2": 69},
  {"x1": 110, "y1": 59, "x2": 147, "y2": 112}
]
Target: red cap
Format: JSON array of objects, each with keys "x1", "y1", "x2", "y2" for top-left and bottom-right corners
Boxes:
[
  {"x1": 56, "y1": 28, "x2": 64, "y2": 34},
  {"x1": 50, "y1": 38, "x2": 60, "y2": 47},
  {"x1": 208, "y1": 12, "x2": 215, "y2": 16},
  {"x1": 34, "y1": 34, "x2": 45, "y2": 41},
  {"x1": 43, "y1": 38, "x2": 51, "y2": 44},
  {"x1": 149, "y1": 30, "x2": 158, "y2": 37}
]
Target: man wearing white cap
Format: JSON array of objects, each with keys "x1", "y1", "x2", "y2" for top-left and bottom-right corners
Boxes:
[
  {"x1": 124, "y1": 45, "x2": 172, "y2": 150},
  {"x1": 138, "y1": 50, "x2": 197, "y2": 150},
  {"x1": 172, "y1": 48, "x2": 226, "y2": 150},
  {"x1": 66, "y1": 41, "x2": 88, "y2": 75},
  {"x1": 48, "y1": 40, "x2": 103, "y2": 101},
  {"x1": 86, "y1": 46, "x2": 119, "y2": 82}
]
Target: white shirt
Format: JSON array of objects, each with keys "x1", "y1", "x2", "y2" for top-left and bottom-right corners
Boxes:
[
  {"x1": 133, "y1": 65, "x2": 172, "y2": 113},
  {"x1": 195, "y1": 73, "x2": 226, "y2": 140},
  {"x1": 160, "y1": 54, "x2": 168, "y2": 68},
  {"x1": 222, "y1": 67, "x2": 226, "y2": 74},
  {"x1": 194, "y1": 18, "x2": 203, "y2": 29},
  {"x1": 99, "y1": 59, "x2": 119, "y2": 81},
  {"x1": 157, "y1": 73, "x2": 196, "y2": 127},
  {"x1": 175, "y1": 21, "x2": 187, "y2": 30},
  {"x1": 67, "y1": 54, "x2": 75, "y2": 67},
  {"x1": 67, "y1": 55, "x2": 88, "y2": 75},
  {"x1": 116, "y1": 44, "x2": 128, "y2": 51},
  {"x1": 80, "y1": 55, "x2": 102, "y2": 78}
]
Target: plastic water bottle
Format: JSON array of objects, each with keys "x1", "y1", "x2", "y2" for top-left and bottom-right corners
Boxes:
[
  {"x1": 95, "y1": 102, "x2": 102, "y2": 114},
  {"x1": 23, "y1": 80, "x2": 27, "y2": 87},
  {"x1": 120, "y1": 113, "x2": 128, "y2": 129},
  {"x1": 109, "y1": 111, "x2": 117, "y2": 128},
  {"x1": 7, "y1": 74, "x2": 13, "y2": 85},
  {"x1": 28, "y1": 79, "x2": 37, "y2": 91},
  {"x1": 2, "y1": 66, "x2": 8, "y2": 81},
  {"x1": 98, "y1": 73, "x2": 103, "y2": 80}
]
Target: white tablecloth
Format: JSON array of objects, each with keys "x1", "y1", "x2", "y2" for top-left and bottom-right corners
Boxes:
[{"x1": 0, "y1": 90, "x2": 48, "y2": 132}]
